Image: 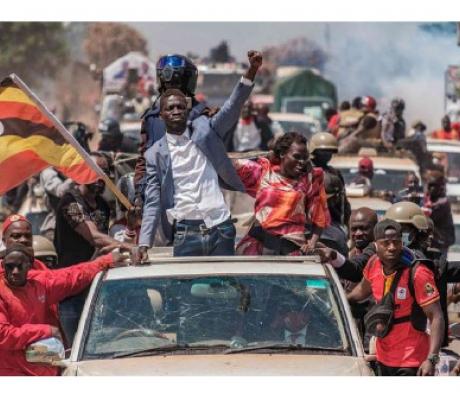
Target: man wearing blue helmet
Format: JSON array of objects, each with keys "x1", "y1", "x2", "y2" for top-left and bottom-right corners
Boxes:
[{"x1": 133, "y1": 54, "x2": 208, "y2": 209}]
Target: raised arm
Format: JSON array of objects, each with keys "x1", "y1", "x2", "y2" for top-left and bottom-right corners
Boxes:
[
  {"x1": 40, "y1": 167, "x2": 72, "y2": 197},
  {"x1": 210, "y1": 50, "x2": 263, "y2": 137}
]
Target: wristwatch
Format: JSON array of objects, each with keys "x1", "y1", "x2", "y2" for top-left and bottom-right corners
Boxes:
[{"x1": 427, "y1": 353, "x2": 440, "y2": 365}]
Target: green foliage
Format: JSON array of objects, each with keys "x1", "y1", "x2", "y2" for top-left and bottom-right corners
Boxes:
[
  {"x1": 0, "y1": 22, "x2": 69, "y2": 85},
  {"x1": 83, "y1": 23, "x2": 148, "y2": 68},
  {"x1": 209, "y1": 41, "x2": 234, "y2": 63}
]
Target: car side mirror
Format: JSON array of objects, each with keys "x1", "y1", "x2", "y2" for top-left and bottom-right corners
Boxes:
[{"x1": 25, "y1": 338, "x2": 65, "y2": 366}]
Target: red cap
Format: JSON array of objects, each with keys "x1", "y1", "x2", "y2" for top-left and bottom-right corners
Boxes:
[
  {"x1": 361, "y1": 96, "x2": 377, "y2": 111},
  {"x1": 359, "y1": 157, "x2": 374, "y2": 170},
  {"x1": 1, "y1": 214, "x2": 30, "y2": 235}
]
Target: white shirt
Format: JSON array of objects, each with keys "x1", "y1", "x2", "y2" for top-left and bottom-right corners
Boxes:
[
  {"x1": 165, "y1": 129, "x2": 230, "y2": 228},
  {"x1": 233, "y1": 118, "x2": 261, "y2": 152}
]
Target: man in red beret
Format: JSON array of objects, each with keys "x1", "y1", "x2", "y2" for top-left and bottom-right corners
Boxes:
[
  {"x1": 350, "y1": 156, "x2": 374, "y2": 191},
  {"x1": 1, "y1": 214, "x2": 48, "y2": 272}
]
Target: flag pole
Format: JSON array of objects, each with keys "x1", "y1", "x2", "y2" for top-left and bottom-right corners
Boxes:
[{"x1": 10, "y1": 74, "x2": 132, "y2": 210}]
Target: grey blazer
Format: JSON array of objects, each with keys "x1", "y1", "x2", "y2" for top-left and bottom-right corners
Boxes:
[{"x1": 139, "y1": 81, "x2": 253, "y2": 247}]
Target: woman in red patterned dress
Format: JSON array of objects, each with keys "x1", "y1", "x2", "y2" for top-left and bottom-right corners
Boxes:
[{"x1": 232, "y1": 132, "x2": 330, "y2": 255}]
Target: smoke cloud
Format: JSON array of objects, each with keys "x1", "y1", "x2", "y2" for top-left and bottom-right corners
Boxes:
[
  {"x1": 133, "y1": 21, "x2": 459, "y2": 130},
  {"x1": 322, "y1": 22, "x2": 459, "y2": 131}
]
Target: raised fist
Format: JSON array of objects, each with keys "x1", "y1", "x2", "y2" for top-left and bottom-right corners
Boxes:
[{"x1": 247, "y1": 50, "x2": 263, "y2": 70}]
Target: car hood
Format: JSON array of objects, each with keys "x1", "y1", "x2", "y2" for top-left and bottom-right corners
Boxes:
[{"x1": 69, "y1": 354, "x2": 372, "y2": 376}]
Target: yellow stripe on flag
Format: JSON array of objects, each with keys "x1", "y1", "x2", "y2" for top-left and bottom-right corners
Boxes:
[
  {"x1": 0, "y1": 86, "x2": 37, "y2": 108},
  {"x1": 0, "y1": 135, "x2": 86, "y2": 168}
]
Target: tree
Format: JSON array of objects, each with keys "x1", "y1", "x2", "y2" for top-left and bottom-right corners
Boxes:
[
  {"x1": 263, "y1": 37, "x2": 328, "y2": 72},
  {"x1": 209, "y1": 41, "x2": 234, "y2": 63},
  {"x1": 0, "y1": 23, "x2": 68, "y2": 86},
  {"x1": 83, "y1": 23, "x2": 148, "y2": 69}
]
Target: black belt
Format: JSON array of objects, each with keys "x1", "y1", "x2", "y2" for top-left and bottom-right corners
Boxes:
[
  {"x1": 174, "y1": 218, "x2": 233, "y2": 234},
  {"x1": 248, "y1": 225, "x2": 300, "y2": 255}
]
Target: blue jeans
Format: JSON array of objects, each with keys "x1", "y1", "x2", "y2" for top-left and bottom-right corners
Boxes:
[{"x1": 173, "y1": 219, "x2": 236, "y2": 257}]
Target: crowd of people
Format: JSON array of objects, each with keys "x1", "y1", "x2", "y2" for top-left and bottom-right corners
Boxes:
[{"x1": 2, "y1": 48, "x2": 460, "y2": 376}]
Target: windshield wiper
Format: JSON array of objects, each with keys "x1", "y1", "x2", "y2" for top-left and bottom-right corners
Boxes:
[
  {"x1": 112, "y1": 343, "x2": 229, "y2": 359},
  {"x1": 224, "y1": 342, "x2": 336, "y2": 355}
]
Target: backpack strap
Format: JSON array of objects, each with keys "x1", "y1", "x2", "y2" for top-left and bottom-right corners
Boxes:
[
  {"x1": 408, "y1": 262, "x2": 417, "y2": 299},
  {"x1": 402, "y1": 259, "x2": 429, "y2": 332},
  {"x1": 391, "y1": 267, "x2": 413, "y2": 325},
  {"x1": 388, "y1": 268, "x2": 404, "y2": 296}
]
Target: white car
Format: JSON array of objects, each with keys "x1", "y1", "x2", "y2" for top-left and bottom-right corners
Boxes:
[
  {"x1": 27, "y1": 256, "x2": 372, "y2": 376},
  {"x1": 427, "y1": 139, "x2": 460, "y2": 202},
  {"x1": 330, "y1": 155, "x2": 421, "y2": 194},
  {"x1": 269, "y1": 112, "x2": 321, "y2": 140}
]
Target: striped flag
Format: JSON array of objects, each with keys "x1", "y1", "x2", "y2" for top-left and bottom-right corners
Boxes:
[{"x1": 0, "y1": 75, "x2": 99, "y2": 195}]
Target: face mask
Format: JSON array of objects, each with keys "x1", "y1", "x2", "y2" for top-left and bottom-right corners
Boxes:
[
  {"x1": 402, "y1": 232, "x2": 411, "y2": 247},
  {"x1": 313, "y1": 152, "x2": 332, "y2": 167}
]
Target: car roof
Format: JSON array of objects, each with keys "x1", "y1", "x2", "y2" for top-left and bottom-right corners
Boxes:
[
  {"x1": 269, "y1": 112, "x2": 317, "y2": 123},
  {"x1": 104, "y1": 256, "x2": 328, "y2": 281},
  {"x1": 349, "y1": 196, "x2": 392, "y2": 210},
  {"x1": 330, "y1": 155, "x2": 419, "y2": 171}
]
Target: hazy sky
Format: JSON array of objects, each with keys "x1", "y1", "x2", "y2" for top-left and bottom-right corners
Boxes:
[
  {"x1": 130, "y1": 22, "x2": 331, "y2": 61},
  {"x1": 128, "y1": 22, "x2": 460, "y2": 129}
]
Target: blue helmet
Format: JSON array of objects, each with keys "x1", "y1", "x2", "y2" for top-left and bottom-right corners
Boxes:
[{"x1": 156, "y1": 54, "x2": 198, "y2": 96}]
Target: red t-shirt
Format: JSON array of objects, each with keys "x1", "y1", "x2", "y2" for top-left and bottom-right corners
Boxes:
[
  {"x1": 328, "y1": 114, "x2": 341, "y2": 136},
  {"x1": 363, "y1": 256, "x2": 440, "y2": 368},
  {"x1": 432, "y1": 129, "x2": 460, "y2": 140}
]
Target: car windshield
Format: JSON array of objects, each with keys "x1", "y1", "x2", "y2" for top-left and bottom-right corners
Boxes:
[
  {"x1": 82, "y1": 274, "x2": 349, "y2": 360},
  {"x1": 339, "y1": 167, "x2": 411, "y2": 192},
  {"x1": 276, "y1": 120, "x2": 318, "y2": 139}
]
